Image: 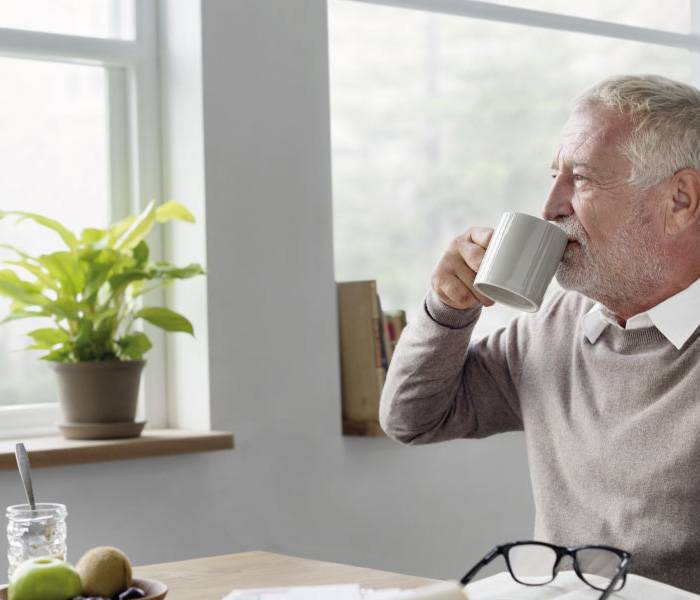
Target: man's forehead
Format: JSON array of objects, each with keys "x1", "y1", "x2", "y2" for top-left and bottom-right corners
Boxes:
[{"x1": 552, "y1": 106, "x2": 631, "y2": 169}]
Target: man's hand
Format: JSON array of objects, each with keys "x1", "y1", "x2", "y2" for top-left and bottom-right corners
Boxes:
[{"x1": 431, "y1": 227, "x2": 496, "y2": 310}]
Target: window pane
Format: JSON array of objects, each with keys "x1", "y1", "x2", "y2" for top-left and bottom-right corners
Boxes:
[
  {"x1": 484, "y1": 0, "x2": 689, "y2": 33},
  {"x1": 0, "y1": 0, "x2": 134, "y2": 40},
  {"x1": 329, "y1": 2, "x2": 691, "y2": 339},
  {"x1": 0, "y1": 58, "x2": 110, "y2": 406}
]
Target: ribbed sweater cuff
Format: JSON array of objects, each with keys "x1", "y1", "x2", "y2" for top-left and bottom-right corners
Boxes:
[{"x1": 424, "y1": 289, "x2": 482, "y2": 329}]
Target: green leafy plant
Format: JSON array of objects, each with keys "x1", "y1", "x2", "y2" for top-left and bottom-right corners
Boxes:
[{"x1": 0, "y1": 201, "x2": 205, "y2": 363}]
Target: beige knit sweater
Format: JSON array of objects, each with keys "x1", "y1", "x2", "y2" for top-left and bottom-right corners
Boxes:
[{"x1": 380, "y1": 290, "x2": 700, "y2": 592}]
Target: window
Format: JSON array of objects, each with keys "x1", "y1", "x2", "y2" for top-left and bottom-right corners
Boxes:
[
  {"x1": 477, "y1": 0, "x2": 689, "y2": 32},
  {"x1": 0, "y1": 1, "x2": 165, "y2": 436},
  {"x1": 0, "y1": 0, "x2": 135, "y2": 39},
  {"x1": 329, "y1": 0, "x2": 694, "y2": 339}
]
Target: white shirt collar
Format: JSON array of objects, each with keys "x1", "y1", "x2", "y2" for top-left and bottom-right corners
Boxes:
[{"x1": 582, "y1": 277, "x2": 700, "y2": 350}]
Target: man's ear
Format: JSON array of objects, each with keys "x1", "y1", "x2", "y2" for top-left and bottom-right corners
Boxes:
[{"x1": 665, "y1": 169, "x2": 700, "y2": 235}]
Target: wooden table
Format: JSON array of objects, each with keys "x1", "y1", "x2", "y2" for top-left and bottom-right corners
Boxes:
[{"x1": 134, "y1": 551, "x2": 437, "y2": 599}]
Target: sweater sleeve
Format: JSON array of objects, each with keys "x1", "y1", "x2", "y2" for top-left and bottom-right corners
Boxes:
[{"x1": 379, "y1": 289, "x2": 525, "y2": 444}]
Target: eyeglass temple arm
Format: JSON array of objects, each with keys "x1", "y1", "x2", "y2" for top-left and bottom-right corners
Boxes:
[
  {"x1": 597, "y1": 555, "x2": 631, "y2": 600},
  {"x1": 460, "y1": 546, "x2": 501, "y2": 585}
]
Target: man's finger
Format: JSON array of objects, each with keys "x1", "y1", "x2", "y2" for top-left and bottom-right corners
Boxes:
[
  {"x1": 468, "y1": 227, "x2": 494, "y2": 250},
  {"x1": 447, "y1": 261, "x2": 495, "y2": 307},
  {"x1": 438, "y1": 274, "x2": 480, "y2": 310},
  {"x1": 458, "y1": 242, "x2": 488, "y2": 274}
]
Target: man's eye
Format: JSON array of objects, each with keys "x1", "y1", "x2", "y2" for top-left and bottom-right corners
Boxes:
[{"x1": 573, "y1": 174, "x2": 587, "y2": 184}]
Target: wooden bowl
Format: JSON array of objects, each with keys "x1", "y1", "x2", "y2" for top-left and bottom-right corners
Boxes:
[
  {"x1": 133, "y1": 577, "x2": 169, "y2": 600},
  {"x1": 0, "y1": 577, "x2": 167, "y2": 600}
]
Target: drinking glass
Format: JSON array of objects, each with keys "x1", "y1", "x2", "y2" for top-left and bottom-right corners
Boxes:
[{"x1": 6, "y1": 503, "x2": 67, "y2": 579}]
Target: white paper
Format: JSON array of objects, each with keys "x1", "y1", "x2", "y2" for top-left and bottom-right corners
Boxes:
[
  {"x1": 223, "y1": 584, "x2": 364, "y2": 600},
  {"x1": 466, "y1": 571, "x2": 700, "y2": 600},
  {"x1": 223, "y1": 582, "x2": 463, "y2": 600},
  {"x1": 224, "y1": 572, "x2": 700, "y2": 600},
  {"x1": 223, "y1": 584, "x2": 403, "y2": 600},
  {"x1": 394, "y1": 581, "x2": 467, "y2": 599}
]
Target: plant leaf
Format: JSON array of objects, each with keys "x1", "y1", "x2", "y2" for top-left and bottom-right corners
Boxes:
[
  {"x1": 0, "y1": 211, "x2": 78, "y2": 250},
  {"x1": 133, "y1": 279, "x2": 175, "y2": 298},
  {"x1": 117, "y1": 332, "x2": 152, "y2": 360},
  {"x1": 38, "y1": 252, "x2": 84, "y2": 298},
  {"x1": 80, "y1": 228, "x2": 107, "y2": 245},
  {"x1": 114, "y1": 201, "x2": 156, "y2": 251},
  {"x1": 135, "y1": 306, "x2": 194, "y2": 335},
  {"x1": 72, "y1": 320, "x2": 106, "y2": 362},
  {"x1": 0, "y1": 270, "x2": 49, "y2": 306},
  {"x1": 2, "y1": 259, "x2": 56, "y2": 290},
  {"x1": 44, "y1": 297, "x2": 83, "y2": 321},
  {"x1": 27, "y1": 328, "x2": 70, "y2": 346},
  {"x1": 94, "y1": 308, "x2": 118, "y2": 334},
  {"x1": 109, "y1": 270, "x2": 151, "y2": 291},
  {"x1": 40, "y1": 346, "x2": 73, "y2": 363},
  {"x1": 0, "y1": 309, "x2": 46, "y2": 324},
  {"x1": 133, "y1": 240, "x2": 149, "y2": 265},
  {"x1": 94, "y1": 248, "x2": 130, "y2": 269},
  {"x1": 149, "y1": 262, "x2": 205, "y2": 280},
  {"x1": 155, "y1": 201, "x2": 195, "y2": 224},
  {"x1": 106, "y1": 215, "x2": 136, "y2": 248},
  {"x1": 0, "y1": 243, "x2": 39, "y2": 262},
  {"x1": 82, "y1": 261, "x2": 113, "y2": 301},
  {"x1": 132, "y1": 263, "x2": 204, "y2": 297}
]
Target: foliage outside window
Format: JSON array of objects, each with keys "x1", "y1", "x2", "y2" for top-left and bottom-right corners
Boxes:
[{"x1": 329, "y1": 0, "x2": 691, "y2": 340}]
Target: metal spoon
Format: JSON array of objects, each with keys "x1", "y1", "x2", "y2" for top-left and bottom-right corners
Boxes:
[{"x1": 14, "y1": 443, "x2": 36, "y2": 510}]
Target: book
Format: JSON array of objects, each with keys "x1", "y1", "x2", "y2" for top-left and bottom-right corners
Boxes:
[
  {"x1": 377, "y1": 293, "x2": 392, "y2": 368},
  {"x1": 383, "y1": 309, "x2": 407, "y2": 352},
  {"x1": 337, "y1": 281, "x2": 386, "y2": 423}
]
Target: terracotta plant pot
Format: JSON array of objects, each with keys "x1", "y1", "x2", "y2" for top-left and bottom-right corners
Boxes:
[{"x1": 52, "y1": 360, "x2": 146, "y2": 439}]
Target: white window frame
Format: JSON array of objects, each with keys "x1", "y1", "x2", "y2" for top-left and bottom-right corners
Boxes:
[
  {"x1": 0, "y1": 0, "x2": 168, "y2": 438},
  {"x1": 349, "y1": 0, "x2": 700, "y2": 52}
]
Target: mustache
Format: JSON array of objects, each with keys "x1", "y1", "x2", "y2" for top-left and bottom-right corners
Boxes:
[{"x1": 551, "y1": 216, "x2": 587, "y2": 245}]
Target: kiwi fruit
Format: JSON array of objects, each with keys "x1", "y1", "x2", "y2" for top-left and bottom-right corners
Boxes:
[{"x1": 76, "y1": 546, "x2": 133, "y2": 597}]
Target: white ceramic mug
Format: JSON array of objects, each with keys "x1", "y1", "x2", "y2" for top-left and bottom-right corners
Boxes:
[{"x1": 473, "y1": 212, "x2": 568, "y2": 312}]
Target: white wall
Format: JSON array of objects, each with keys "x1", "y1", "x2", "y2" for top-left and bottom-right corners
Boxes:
[{"x1": 0, "y1": 0, "x2": 533, "y2": 582}]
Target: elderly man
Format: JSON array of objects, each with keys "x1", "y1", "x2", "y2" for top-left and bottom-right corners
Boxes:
[{"x1": 380, "y1": 74, "x2": 700, "y2": 592}]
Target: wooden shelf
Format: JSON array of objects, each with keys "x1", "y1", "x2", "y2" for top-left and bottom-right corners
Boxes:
[
  {"x1": 0, "y1": 429, "x2": 234, "y2": 470},
  {"x1": 342, "y1": 419, "x2": 385, "y2": 437}
]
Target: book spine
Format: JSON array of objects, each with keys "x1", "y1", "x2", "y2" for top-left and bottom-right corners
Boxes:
[
  {"x1": 384, "y1": 309, "x2": 407, "y2": 352},
  {"x1": 386, "y1": 319, "x2": 396, "y2": 344},
  {"x1": 375, "y1": 293, "x2": 389, "y2": 373},
  {"x1": 370, "y1": 284, "x2": 383, "y2": 374}
]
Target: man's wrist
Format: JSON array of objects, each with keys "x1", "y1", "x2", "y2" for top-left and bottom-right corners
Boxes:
[{"x1": 425, "y1": 289, "x2": 482, "y2": 329}]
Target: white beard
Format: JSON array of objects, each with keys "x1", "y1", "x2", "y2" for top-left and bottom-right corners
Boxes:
[{"x1": 553, "y1": 208, "x2": 669, "y2": 307}]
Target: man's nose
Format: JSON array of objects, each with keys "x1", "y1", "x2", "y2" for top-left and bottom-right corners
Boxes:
[{"x1": 542, "y1": 175, "x2": 574, "y2": 221}]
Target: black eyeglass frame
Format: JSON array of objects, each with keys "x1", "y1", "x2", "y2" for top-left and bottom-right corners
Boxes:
[{"x1": 460, "y1": 540, "x2": 632, "y2": 600}]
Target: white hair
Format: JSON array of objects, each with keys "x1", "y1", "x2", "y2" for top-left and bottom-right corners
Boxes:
[{"x1": 574, "y1": 74, "x2": 700, "y2": 189}]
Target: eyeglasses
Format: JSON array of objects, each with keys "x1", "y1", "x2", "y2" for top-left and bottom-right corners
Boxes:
[{"x1": 460, "y1": 541, "x2": 632, "y2": 600}]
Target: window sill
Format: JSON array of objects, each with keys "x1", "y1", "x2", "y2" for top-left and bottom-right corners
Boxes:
[{"x1": 0, "y1": 429, "x2": 234, "y2": 470}]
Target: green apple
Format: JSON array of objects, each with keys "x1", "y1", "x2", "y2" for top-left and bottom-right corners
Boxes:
[{"x1": 9, "y1": 557, "x2": 82, "y2": 600}]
